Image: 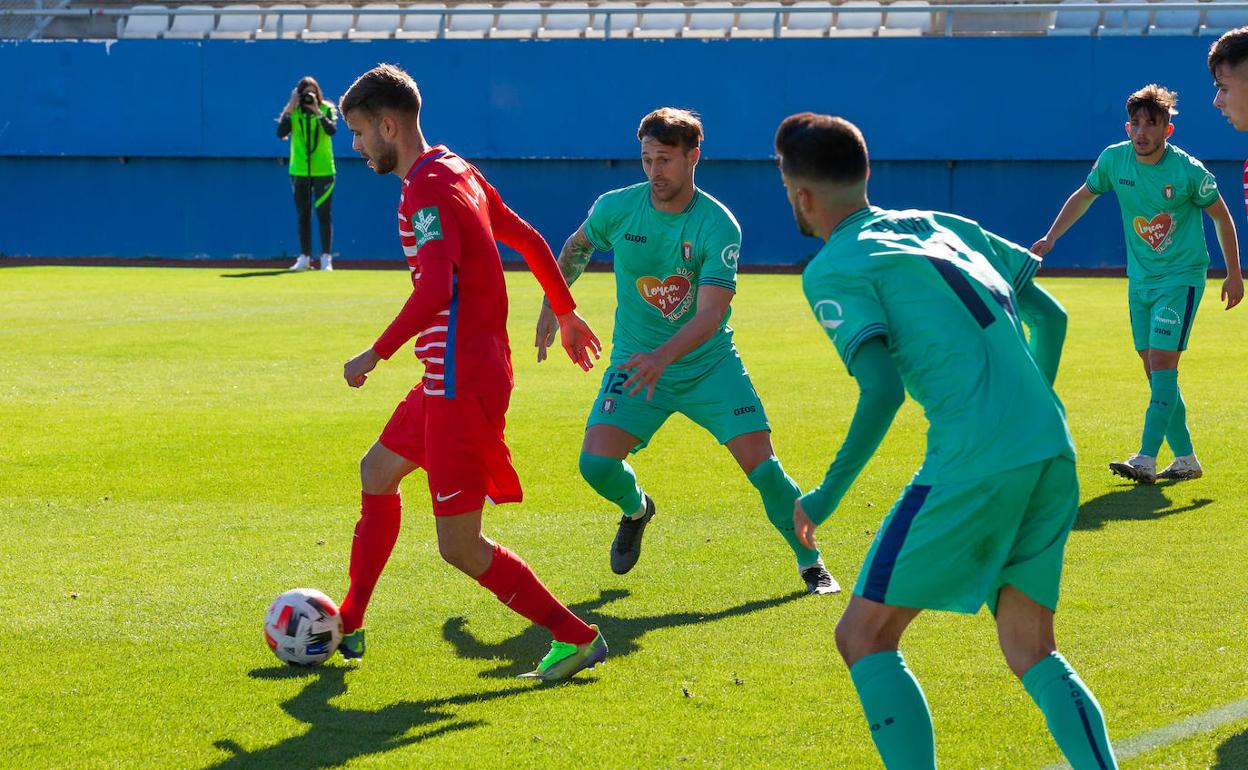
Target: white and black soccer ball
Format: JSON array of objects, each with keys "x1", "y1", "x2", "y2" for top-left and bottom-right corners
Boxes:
[{"x1": 263, "y1": 588, "x2": 343, "y2": 666}]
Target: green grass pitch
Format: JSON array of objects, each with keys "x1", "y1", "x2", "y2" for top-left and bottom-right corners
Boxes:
[{"x1": 1, "y1": 266, "x2": 1245, "y2": 769}]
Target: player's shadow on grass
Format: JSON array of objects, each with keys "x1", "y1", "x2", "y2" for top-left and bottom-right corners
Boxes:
[
  {"x1": 208, "y1": 665, "x2": 558, "y2": 769},
  {"x1": 219, "y1": 270, "x2": 296, "y2": 278},
  {"x1": 443, "y1": 587, "x2": 805, "y2": 678},
  {"x1": 1075, "y1": 481, "x2": 1213, "y2": 531},
  {"x1": 1214, "y1": 728, "x2": 1248, "y2": 769}
]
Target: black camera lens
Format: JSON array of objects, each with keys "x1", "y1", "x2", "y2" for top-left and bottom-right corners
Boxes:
[{"x1": 300, "y1": 91, "x2": 316, "y2": 105}]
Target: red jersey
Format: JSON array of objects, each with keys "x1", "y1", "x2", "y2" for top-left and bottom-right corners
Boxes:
[{"x1": 372, "y1": 145, "x2": 576, "y2": 398}]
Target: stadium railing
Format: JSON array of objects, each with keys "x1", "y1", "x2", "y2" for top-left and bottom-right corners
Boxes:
[{"x1": 4, "y1": 1, "x2": 1247, "y2": 40}]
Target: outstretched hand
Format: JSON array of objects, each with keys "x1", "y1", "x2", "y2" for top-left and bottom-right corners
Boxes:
[
  {"x1": 556, "y1": 311, "x2": 601, "y2": 371},
  {"x1": 794, "y1": 498, "x2": 818, "y2": 551}
]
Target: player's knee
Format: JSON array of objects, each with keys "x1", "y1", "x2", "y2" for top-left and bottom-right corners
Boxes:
[
  {"x1": 834, "y1": 614, "x2": 877, "y2": 665},
  {"x1": 999, "y1": 634, "x2": 1057, "y2": 679},
  {"x1": 579, "y1": 451, "x2": 615, "y2": 487},
  {"x1": 437, "y1": 536, "x2": 489, "y2": 575},
  {"x1": 437, "y1": 538, "x2": 472, "y2": 572},
  {"x1": 359, "y1": 452, "x2": 398, "y2": 495}
]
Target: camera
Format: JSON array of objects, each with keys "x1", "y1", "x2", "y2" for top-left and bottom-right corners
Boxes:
[{"x1": 299, "y1": 89, "x2": 317, "y2": 107}]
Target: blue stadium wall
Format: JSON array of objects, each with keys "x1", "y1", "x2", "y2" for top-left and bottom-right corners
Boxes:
[{"x1": 1, "y1": 36, "x2": 1244, "y2": 267}]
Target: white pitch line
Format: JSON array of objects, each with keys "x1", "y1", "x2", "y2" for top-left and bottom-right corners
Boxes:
[{"x1": 1041, "y1": 696, "x2": 1248, "y2": 769}]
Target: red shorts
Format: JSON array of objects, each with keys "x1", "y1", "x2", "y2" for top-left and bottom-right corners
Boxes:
[{"x1": 378, "y1": 385, "x2": 523, "y2": 516}]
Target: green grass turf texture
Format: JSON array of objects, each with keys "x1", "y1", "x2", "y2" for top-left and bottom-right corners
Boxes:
[{"x1": 1, "y1": 266, "x2": 1245, "y2": 770}]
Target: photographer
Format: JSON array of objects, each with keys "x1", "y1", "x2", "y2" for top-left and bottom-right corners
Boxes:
[{"x1": 277, "y1": 76, "x2": 337, "y2": 271}]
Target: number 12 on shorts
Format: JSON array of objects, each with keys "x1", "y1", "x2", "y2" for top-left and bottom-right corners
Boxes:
[{"x1": 602, "y1": 371, "x2": 628, "y2": 395}]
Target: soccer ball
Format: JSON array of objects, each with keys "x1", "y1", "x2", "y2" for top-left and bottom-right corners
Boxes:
[{"x1": 263, "y1": 588, "x2": 343, "y2": 666}]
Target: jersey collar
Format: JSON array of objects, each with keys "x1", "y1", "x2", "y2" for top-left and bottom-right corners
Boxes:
[
  {"x1": 404, "y1": 145, "x2": 449, "y2": 182},
  {"x1": 828, "y1": 206, "x2": 876, "y2": 239}
]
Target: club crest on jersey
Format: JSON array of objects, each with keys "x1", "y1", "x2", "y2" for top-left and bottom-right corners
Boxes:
[
  {"x1": 601, "y1": 397, "x2": 616, "y2": 414},
  {"x1": 636, "y1": 270, "x2": 694, "y2": 321},
  {"x1": 412, "y1": 207, "x2": 443, "y2": 248},
  {"x1": 682, "y1": 241, "x2": 693, "y2": 261},
  {"x1": 1162, "y1": 184, "x2": 1175, "y2": 201},
  {"x1": 1132, "y1": 212, "x2": 1174, "y2": 252}
]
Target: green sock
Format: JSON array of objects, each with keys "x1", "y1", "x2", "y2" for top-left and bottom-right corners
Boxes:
[
  {"x1": 849, "y1": 651, "x2": 936, "y2": 770},
  {"x1": 1139, "y1": 368, "x2": 1179, "y2": 458},
  {"x1": 1164, "y1": 385, "x2": 1193, "y2": 457},
  {"x1": 578, "y1": 452, "x2": 643, "y2": 516},
  {"x1": 746, "y1": 457, "x2": 820, "y2": 569},
  {"x1": 1022, "y1": 652, "x2": 1118, "y2": 770}
]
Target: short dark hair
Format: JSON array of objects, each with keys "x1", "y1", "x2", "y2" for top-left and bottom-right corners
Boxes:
[
  {"x1": 1126, "y1": 84, "x2": 1177, "y2": 122},
  {"x1": 774, "y1": 112, "x2": 869, "y2": 185},
  {"x1": 340, "y1": 63, "x2": 422, "y2": 120},
  {"x1": 637, "y1": 108, "x2": 703, "y2": 151},
  {"x1": 1209, "y1": 26, "x2": 1248, "y2": 76}
]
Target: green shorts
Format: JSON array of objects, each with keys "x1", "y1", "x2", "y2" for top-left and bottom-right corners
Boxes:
[
  {"x1": 1128, "y1": 284, "x2": 1202, "y2": 352},
  {"x1": 853, "y1": 454, "x2": 1078, "y2": 615},
  {"x1": 585, "y1": 349, "x2": 769, "y2": 453}
]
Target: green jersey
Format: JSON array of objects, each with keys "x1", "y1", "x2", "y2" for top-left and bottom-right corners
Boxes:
[
  {"x1": 287, "y1": 103, "x2": 337, "y2": 177},
  {"x1": 583, "y1": 182, "x2": 741, "y2": 378},
  {"x1": 802, "y1": 206, "x2": 1074, "y2": 484},
  {"x1": 1085, "y1": 141, "x2": 1219, "y2": 288}
]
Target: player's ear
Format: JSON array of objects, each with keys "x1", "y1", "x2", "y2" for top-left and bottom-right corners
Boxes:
[
  {"x1": 687, "y1": 146, "x2": 701, "y2": 167},
  {"x1": 1123, "y1": 121, "x2": 1132, "y2": 138},
  {"x1": 380, "y1": 114, "x2": 399, "y2": 141},
  {"x1": 1164, "y1": 123, "x2": 1174, "y2": 138}
]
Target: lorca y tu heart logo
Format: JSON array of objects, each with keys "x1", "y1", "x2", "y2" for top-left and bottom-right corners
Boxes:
[
  {"x1": 636, "y1": 274, "x2": 692, "y2": 319},
  {"x1": 1132, "y1": 212, "x2": 1173, "y2": 252}
]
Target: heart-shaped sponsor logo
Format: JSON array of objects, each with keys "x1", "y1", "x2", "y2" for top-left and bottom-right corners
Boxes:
[
  {"x1": 1132, "y1": 212, "x2": 1173, "y2": 252},
  {"x1": 636, "y1": 274, "x2": 692, "y2": 318}
]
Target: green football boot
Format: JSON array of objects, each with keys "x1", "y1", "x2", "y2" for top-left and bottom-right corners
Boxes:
[
  {"x1": 339, "y1": 628, "x2": 365, "y2": 661},
  {"x1": 519, "y1": 625, "x2": 607, "y2": 681}
]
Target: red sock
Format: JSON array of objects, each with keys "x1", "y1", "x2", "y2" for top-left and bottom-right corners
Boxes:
[
  {"x1": 339, "y1": 492, "x2": 402, "y2": 634},
  {"x1": 475, "y1": 544, "x2": 596, "y2": 645}
]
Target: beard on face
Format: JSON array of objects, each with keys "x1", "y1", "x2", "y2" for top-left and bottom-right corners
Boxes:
[
  {"x1": 368, "y1": 142, "x2": 399, "y2": 175},
  {"x1": 794, "y1": 206, "x2": 814, "y2": 237}
]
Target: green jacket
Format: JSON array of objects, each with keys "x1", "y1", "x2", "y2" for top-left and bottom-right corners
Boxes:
[{"x1": 278, "y1": 102, "x2": 337, "y2": 177}]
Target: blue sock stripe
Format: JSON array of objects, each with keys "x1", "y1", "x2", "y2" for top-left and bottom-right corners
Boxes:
[
  {"x1": 1076, "y1": 702, "x2": 1111, "y2": 770},
  {"x1": 863, "y1": 484, "x2": 931, "y2": 603}
]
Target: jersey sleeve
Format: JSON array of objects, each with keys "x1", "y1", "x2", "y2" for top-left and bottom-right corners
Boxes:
[
  {"x1": 802, "y1": 267, "x2": 888, "y2": 375},
  {"x1": 478, "y1": 174, "x2": 575, "y2": 315},
  {"x1": 581, "y1": 192, "x2": 618, "y2": 253},
  {"x1": 373, "y1": 196, "x2": 461, "y2": 359},
  {"x1": 1085, "y1": 147, "x2": 1113, "y2": 196},
  {"x1": 984, "y1": 229, "x2": 1042, "y2": 292},
  {"x1": 1189, "y1": 159, "x2": 1219, "y2": 208},
  {"x1": 697, "y1": 214, "x2": 741, "y2": 292}
]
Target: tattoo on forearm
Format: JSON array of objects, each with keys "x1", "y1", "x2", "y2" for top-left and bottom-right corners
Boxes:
[{"x1": 556, "y1": 228, "x2": 595, "y2": 288}]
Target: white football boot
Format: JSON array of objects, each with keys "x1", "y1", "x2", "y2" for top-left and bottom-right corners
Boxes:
[
  {"x1": 320, "y1": 253, "x2": 334, "y2": 272},
  {"x1": 288, "y1": 255, "x2": 311, "y2": 272},
  {"x1": 1108, "y1": 453, "x2": 1156, "y2": 484},
  {"x1": 1157, "y1": 454, "x2": 1202, "y2": 481}
]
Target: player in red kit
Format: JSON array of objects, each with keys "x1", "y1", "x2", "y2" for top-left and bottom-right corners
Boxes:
[{"x1": 335, "y1": 63, "x2": 607, "y2": 680}]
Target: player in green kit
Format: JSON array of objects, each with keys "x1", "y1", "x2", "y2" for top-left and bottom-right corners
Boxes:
[
  {"x1": 534, "y1": 108, "x2": 839, "y2": 595},
  {"x1": 1033, "y1": 85, "x2": 1242, "y2": 484},
  {"x1": 777, "y1": 112, "x2": 1117, "y2": 770}
]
